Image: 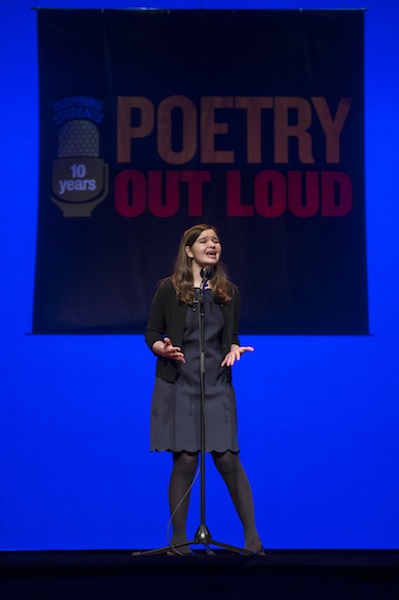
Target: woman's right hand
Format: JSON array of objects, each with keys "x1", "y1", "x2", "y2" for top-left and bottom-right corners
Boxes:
[{"x1": 152, "y1": 337, "x2": 186, "y2": 363}]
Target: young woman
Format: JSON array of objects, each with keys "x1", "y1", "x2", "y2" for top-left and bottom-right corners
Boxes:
[{"x1": 145, "y1": 224, "x2": 262, "y2": 555}]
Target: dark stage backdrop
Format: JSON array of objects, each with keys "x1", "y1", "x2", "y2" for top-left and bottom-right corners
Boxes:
[{"x1": 34, "y1": 9, "x2": 367, "y2": 335}]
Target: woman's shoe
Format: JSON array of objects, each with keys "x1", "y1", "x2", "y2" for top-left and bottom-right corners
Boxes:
[
  {"x1": 244, "y1": 538, "x2": 266, "y2": 556},
  {"x1": 166, "y1": 545, "x2": 195, "y2": 557}
]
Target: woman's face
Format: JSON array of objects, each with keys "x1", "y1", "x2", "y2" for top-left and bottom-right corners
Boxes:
[{"x1": 185, "y1": 228, "x2": 222, "y2": 270}]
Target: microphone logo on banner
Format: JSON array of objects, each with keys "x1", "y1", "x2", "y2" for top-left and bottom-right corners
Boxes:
[{"x1": 51, "y1": 118, "x2": 109, "y2": 217}]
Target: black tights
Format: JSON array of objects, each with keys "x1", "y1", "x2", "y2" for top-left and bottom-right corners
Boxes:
[{"x1": 169, "y1": 450, "x2": 261, "y2": 551}]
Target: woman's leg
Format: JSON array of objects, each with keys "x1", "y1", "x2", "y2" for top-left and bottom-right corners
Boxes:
[
  {"x1": 212, "y1": 451, "x2": 262, "y2": 552},
  {"x1": 168, "y1": 451, "x2": 198, "y2": 550}
]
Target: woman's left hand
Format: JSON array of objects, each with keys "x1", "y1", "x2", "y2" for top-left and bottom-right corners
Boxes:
[{"x1": 221, "y1": 344, "x2": 254, "y2": 367}]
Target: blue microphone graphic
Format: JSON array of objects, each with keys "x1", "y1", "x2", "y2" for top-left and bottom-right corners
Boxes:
[{"x1": 51, "y1": 119, "x2": 109, "y2": 217}]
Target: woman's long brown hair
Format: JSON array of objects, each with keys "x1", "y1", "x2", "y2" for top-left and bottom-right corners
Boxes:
[{"x1": 170, "y1": 224, "x2": 235, "y2": 304}]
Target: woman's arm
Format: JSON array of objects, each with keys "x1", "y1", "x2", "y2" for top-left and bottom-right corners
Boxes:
[
  {"x1": 145, "y1": 280, "x2": 186, "y2": 363},
  {"x1": 145, "y1": 281, "x2": 169, "y2": 350}
]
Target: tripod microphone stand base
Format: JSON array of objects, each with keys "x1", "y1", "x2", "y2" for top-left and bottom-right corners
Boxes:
[{"x1": 131, "y1": 524, "x2": 255, "y2": 557}]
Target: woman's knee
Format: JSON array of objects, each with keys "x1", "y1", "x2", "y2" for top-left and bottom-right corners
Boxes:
[
  {"x1": 212, "y1": 451, "x2": 240, "y2": 476},
  {"x1": 173, "y1": 451, "x2": 198, "y2": 475}
]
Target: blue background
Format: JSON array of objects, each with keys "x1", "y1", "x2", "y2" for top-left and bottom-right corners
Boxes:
[{"x1": 1, "y1": 0, "x2": 398, "y2": 550}]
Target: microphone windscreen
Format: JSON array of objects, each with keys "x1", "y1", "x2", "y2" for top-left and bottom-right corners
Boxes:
[
  {"x1": 200, "y1": 267, "x2": 215, "y2": 280},
  {"x1": 58, "y1": 119, "x2": 99, "y2": 158}
]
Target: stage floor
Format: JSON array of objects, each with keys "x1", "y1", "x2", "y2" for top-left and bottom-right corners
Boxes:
[{"x1": 1, "y1": 550, "x2": 399, "y2": 600}]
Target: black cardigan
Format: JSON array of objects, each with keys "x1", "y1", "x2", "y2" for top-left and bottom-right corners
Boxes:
[{"x1": 145, "y1": 278, "x2": 241, "y2": 383}]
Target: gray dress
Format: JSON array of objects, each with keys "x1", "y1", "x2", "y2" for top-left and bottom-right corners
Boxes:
[{"x1": 150, "y1": 289, "x2": 239, "y2": 453}]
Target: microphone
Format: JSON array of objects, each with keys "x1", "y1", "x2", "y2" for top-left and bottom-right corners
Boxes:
[
  {"x1": 200, "y1": 267, "x2": 215, "y2": 281},
  {"x1": 200, "y1": 267, "x2": 215, "y2": 299}
]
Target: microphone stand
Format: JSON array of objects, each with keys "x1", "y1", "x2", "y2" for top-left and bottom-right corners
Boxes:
[{"x1": 133, "y1": 270, "x2": 253, "y2": 557}]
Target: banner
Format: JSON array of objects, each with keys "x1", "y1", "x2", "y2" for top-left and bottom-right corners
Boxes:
[{"x1": 34, "y1": 9, "x2": 368, "y2": 335}]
